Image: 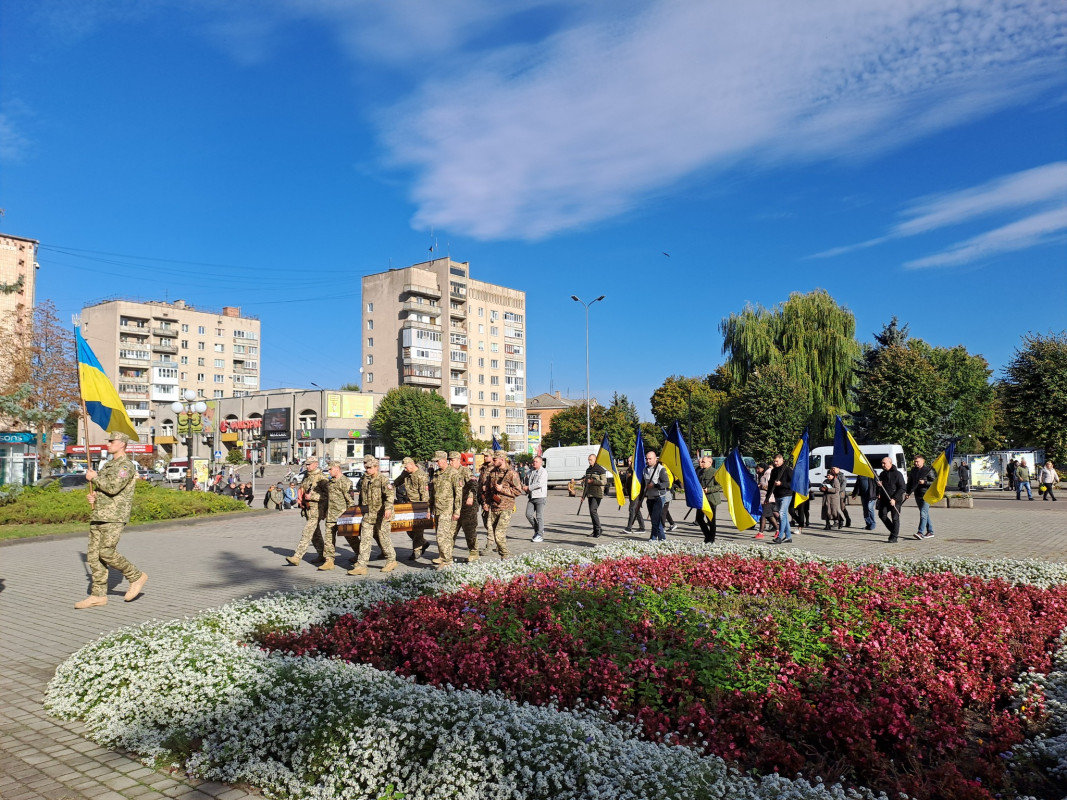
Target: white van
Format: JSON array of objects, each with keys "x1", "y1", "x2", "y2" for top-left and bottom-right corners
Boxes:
[
  {"x1": 165, "y1": 465, "x2": 187, "y2": 482},
  {"x1": 808, "y1": 444, "x2": 905, "y2": 490},
  {"x1": 542, "y1": 445, "x2": 600, "y2": 487}
]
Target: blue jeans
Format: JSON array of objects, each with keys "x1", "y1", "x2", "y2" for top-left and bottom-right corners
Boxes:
[
  {"x1": 1017, "y1": 481, "x2": 1033, "y2": 500},
  {"x1": 916, "y1": 498, "x2": 933, "y2": 534},
  {"x1": 646, "y1": 496, "x2": 666, "y2": 540},
  {"x1": 525, "y1": 497, "x2": 545, "y2": 537},
  {"x1": 776, "y1": 496, "x2": 792, "y2": 540}
]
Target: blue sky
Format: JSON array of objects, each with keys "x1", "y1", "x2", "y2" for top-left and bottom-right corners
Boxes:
[{"x1": 2, "y1": 0, "x2": 1065, "y2": 419}]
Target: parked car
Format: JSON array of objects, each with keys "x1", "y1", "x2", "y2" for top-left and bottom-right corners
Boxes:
[
  {"x1": 33, "y1": 473, "x2": 89, "y2": 491},
  {"x1": 142, "y1": 470, "x2": 167, "y2": 485}
]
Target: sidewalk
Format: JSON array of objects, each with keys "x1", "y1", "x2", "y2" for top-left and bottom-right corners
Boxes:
[{"x1": 2, "y1": 493, "x2": 1064, "y2": 800}]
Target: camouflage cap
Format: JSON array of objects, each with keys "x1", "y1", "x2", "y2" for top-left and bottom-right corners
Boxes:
[
  {"x1": 448, "y1": 451, "x2": 461, "y2": 460},
  {"x1": 108, "y1": 432, "x2": 131, "y2": 444},
  {"x1": 363, "y1": 455, "x2": 379, "y2": 467},
  {"x1": 433, "y1": 450, "x2": 448, "y2": 461},
  {"x1": 328, "y1": 460, "x2": 343, "y2": 469},
  {"x1": 401, "y1": 456, "x2": 415, "y2": 466},
  {"x1": 481, "y1": 449, "x2": 494, "y2": 458},
  {"x1": 305, "y1": 455, "x2": 318, "y2": 464}
]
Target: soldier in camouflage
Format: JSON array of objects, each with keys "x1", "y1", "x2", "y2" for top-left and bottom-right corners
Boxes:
[
  {"x1": 75, "y1": 432, "x2": 148, "y2": 609},
  {"x1": 450, "y1": 451, "x2": 480, "y2": 561},
  {"x1": 319, "y1": 461, "x2": 353, "y2": 571},
  {"x1": 483, "y1": 450, "x2": 524, "y2": 559},
  {"x1": 399, "y1": 456, "x2": 431, "y2": 560},
  {"x1": 429, "y1": 450, "x2": 460, "y2": 568},
  {"x1": 477, "y1": 449, "x2": 496, "y2": 552},
  {"x1": 348, "y1": 455, "x2": 398, "y2": 575},
  {"x1": 286, "y1": 456, "x2": 329, "y2": 566}
]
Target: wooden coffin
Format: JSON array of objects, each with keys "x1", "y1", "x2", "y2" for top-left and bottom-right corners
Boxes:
[{"x1": 336, "y1": 501, "x2": 434, "y2": 536}]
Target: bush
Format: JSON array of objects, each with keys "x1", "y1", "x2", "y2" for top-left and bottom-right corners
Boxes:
[{"x1": 0, "y1": 481, "x2": 248, "y2": 525}]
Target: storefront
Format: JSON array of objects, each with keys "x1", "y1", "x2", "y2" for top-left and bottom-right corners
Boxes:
[{"x1": 0, "y1": 432, "x2": 37, "y2": 486}]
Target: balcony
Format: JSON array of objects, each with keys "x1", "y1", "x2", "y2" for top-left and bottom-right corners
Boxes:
[
  {"x1": 402, "y1": 371, "x2": 442, "y2": 387},
  {"x1": 401, "y1": 301, "x2": 442, "y2": 317},
  {"x1": 118, "y1": 387, "x2": 149, "y2": 397},
  {"x1": 151, "y1": 359, "x2": 178, "y2": 369},
  {"x1": 152, "y1": 342, "x2": 178, "y2": 354},
  {"x1": 119, "y1": 355, "x2": 150, "y2": 366},
  {"x1": 403, "y1": 282, "x2": 441, "y2": 298},
  {"x1": 151, "y1": 325, "x2": 177, "y2": 337},
  {"x1": 449, "y1": 378, "x2": 467, "y2": 387},
  {"x1": 126, "y1": 406, "x2": 151, "y2": 418},
  {"x1": 400, "y1": 319, "x2": 441, "y2": 333},
  {"x1": 232, "y1": 365, "x2": 256, "y2": 375},
  {"x1": 450, "y1": 389, "x2": 469, "y2": 406}
]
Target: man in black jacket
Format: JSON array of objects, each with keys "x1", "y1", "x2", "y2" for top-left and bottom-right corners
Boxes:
[
  {"x1": 583, "y1": 454, "x2": 607, "y2": 538},
  {"x1": 876, "y1": 456, "x2": 906, "y2": 543},
  {"x1": 767, "y1": 454, "x2": 794, "y2": 543},
  {"x1": 905, "y1": 455, "x2": 938, "y2": 539}
]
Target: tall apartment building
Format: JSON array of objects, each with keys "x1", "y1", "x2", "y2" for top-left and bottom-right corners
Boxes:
[
  {"x1": 361, "y1": 258, "x2": 527, "y2": 451},
  {"x1": 0, "y1": 233, "x2": 39, "y2": 392},
  {"x1": 79, "y1": 299, "x2": 261, "y2": 444}
]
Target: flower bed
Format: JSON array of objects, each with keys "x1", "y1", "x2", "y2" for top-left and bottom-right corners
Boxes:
[{"x1": 46, "y1": 542, "x2": 1067, "y2": 800}]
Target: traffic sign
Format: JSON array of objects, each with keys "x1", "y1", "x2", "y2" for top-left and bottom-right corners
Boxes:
[{"x1": 215, "y1": 451, "x2": 222, "y2": 459}]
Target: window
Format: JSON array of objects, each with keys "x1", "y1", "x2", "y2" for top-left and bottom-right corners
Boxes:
[
  {"x1": 477, "y1": 358, "x2": 484, "y2": 367},
  {"x1": 490, "y1": 343, "x2": 499, "y2": 352},
  {"x1": 216, "y1": 328, "x2": 224, "y2": 337},
  {"x1": 477, "y1": 307, "x2": 484, "y2": 317},
  {"x1": 478, "y1": 324, "x2": 485, "y2": 334},
  {"x1": 213, "y1": 374, "x2": 222, "y2": 382},
  {"x1": 491, "y1": 326, "x2": 499, "y2": 336},
  {"x1": 213, "y1": 390, "x2": 224, "y2": 398},
  {"x1": 246, "y1": 360, "x2": 258, "y2": 369},
  {"x1": 366, "y1": 355, "x2": 374, "y2": 365},
  {"x1": 491, "y1": 359, "x2": 499, "y2": 369},
  {"x1": 180, "y1": 371, "x2": 188, "y2": 381},
  {"x1": 367, "y1": 319, "x2": 374, "y2": 330},
  {"x1": 233, "y1": 344, "x2": 245, "y2": 354},
  {"x1": 478, "y1": 341, "x2": 485, "y2": 351},
  {"x1": 214, "y1": 359, "x2": 224, "y2": 368},
  {"x1": 491, "y1": 393, "x2": 499, "y2": 403},
  {"x1": 478, "y1": 374, "x2": 485, "y2": 385},
  {"x1": 198, "y1": 389, "x2": 206, "y2": 398},
  {"x1": 492, "y1": 426, "x2": 500, "y2": 436},
  {"x1": 479, "y1": 425, "x2": 485, "y2": 434},
  {"x1": 198, "y1": 326, "x2": 205, "y2": 335},
  {"x1": 491, "y1": 376, "x2": 499, "y2": 385},
  {"x1": 367, "y1": 337, "x2": 374, "y2": 348},
  {"x1": 197, "y1": 342, "x2": 205, "y2": 350},
  {"x1": 504, "y1": 312, "x2": 524, "y2": 324},
  {"x1": 214, "y1": 343, "x2": 225, "y2": 352},
  {"x1": 197, "y1": 373, "x2": 205, "y2": 382},
  {"x1": 478, "y1": 391, "x2": 484, "y2": 400},
  {"x1": 197, "y1": 358, "x2": 205, "y2": 366},
  {"x1": 366, "y1": 302, "x2": 374, "y2": 312},
  {"x1": 366, "y1": 373, "x2": 373, "y2": 383},
  {"x1": 478, "y1": 408, "x2": 485, "y2": 417},
  {"x1": 180, "y1": 340, "x2": 189, "y2": 349},
  {"x1": 491, "y1": 310, "x2": 499, "y2": 321},
  {"x1": 180, "y1": 356, "x2": 188, "y2": 364},
  {"x1": 181, "y1": 324, "x2": 189, "y2": 332},
  {"x1": 248, "y1": 346, "x2": 258, "y2": 355}
]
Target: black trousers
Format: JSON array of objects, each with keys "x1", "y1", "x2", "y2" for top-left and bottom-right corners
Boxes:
[
  {"x1": 878, "y1": 503, "x2": 900, "y2": 540},
  {"x1": 627, "y1": 499, "x2": 646, "y2": 530},
  {"x1": 697, "y1": 506, "x2": 716, "y2": 542},
  {"x1": 588, "y1": 497, "x2": 602, "y2": 536},
  {"x1": 789, "y1": 498, "x2": 810, "y2": 527}
]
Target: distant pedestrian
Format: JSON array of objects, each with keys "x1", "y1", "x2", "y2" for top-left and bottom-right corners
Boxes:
[
  {"x1": 1016, "y1": 458, "x2": 1034, "y2": 500},
  {"x1": 820, "y1": 467, "x2": 845, "y2": 530},
  {"x1": 283, "y1": 482, "x2": 296, "y2": 509},
  {"x1": 696, "y1": 456, "x2": 723, "y2": 543},
  {"x1": 258, "y1": 463, "x2": 266, "y2": 479},
  {"x1": 905, "y1": 455, "x2": 937, "y2": 539},
  {"x1": 767, "y1": 453, "x2": 794, "y2": 544},
  {"x1": 582, "y1": 453, "x2": 608, "y2": 538},
  {"x1": 877, "y1": 456, "x2": 906, "y2": 544},
  {"x1": 1039, "y1": 461, "x2": 1059, "y2": 501},
  {"x1": 642, "y1": 449, "x2": 671, "y2": 541},
  {"x1": 483, "y1": 451, "x2": 524, "y2": 560},
  {"x1": 1007, "y1": 458, "x2": 1018, "y2": 491},
  {"x1": 267, "y1": 482, "x2": 285, "y2": 510},
  {"x1": 852, "y1": 474, "x2": 878, "y2": 530},
  {"x1": 957, "y1": 460, "x2": 971, "y2": 493},
  {"x1": 621, "y1": 456, "x2": 646, "y2": 533},
  {"x1": 524, "y1": 455, "x2": 547, "y2": 542}
]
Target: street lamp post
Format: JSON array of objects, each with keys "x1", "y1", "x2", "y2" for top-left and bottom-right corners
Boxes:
[
  {"x1": 570, "y1": 294, "x2": 605, "y2": 446},
  {"x1": 172, "y1": 389, "x2": 207, "y2": 491}
]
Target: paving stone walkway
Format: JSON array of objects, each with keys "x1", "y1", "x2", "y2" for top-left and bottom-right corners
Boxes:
[{"x1": 1, "y1": 490, "x2": 1064, "y2": 799}]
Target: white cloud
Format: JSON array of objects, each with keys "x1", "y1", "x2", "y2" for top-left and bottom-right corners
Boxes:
[
  {"x1": 378, "y1": 0, "x2": 1067, "y2": 239},
  {"x1": 904, "y1": 205, "x2": 1067, "y2": 269},
  {"x1": 0, "y1": 113, "x2": 31, "y2": 163}
]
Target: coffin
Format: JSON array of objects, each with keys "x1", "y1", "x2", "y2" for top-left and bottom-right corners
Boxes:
[{"x1": 336, "y1": 501, "x2": 434, "y2": 536}]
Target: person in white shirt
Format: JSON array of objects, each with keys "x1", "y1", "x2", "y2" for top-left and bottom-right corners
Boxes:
[{"x1": 524, "y1": 455, "x2": 548, "y2": 541}]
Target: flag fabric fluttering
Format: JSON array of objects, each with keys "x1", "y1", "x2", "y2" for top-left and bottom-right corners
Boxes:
[
  {"x1": 491, "y1": 435, "x2": 502, "y2": 452},
  {"x1": 791, "y1": 426, "x2": 811, "y2": 507},
  {"x1": 714, "y1": 448, "x2": 762, "y2": 530},
  {"x1": 630, "y1": 426, "x2": 646, "y2": 501},
  {"x1": 595, "y1": 434, "x2": 625, "y2": 507},
  {"x1": 75, "y1": 327, "x2": 139, "y2": 440},
  {"x1": 659, "y1": 427, "x2": 676, "y2": 486},
  {"x1": 922, "y1": 441, "x2": 957, "y2": 505},
  {"x1": 832, "y1": 416, "x2": 876, "y2": 479},
  {"x1": 661, "y1": 422, "x2": 714, "y2": 520}
]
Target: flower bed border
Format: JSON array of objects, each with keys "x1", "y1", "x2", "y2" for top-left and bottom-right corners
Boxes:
[{"x1": 45, "y1": 542, "x2": 1067, "y2": 800}]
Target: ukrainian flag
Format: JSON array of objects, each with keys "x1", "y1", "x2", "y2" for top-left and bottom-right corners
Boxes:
[
  {"x1": 659, "y1": 427, "x2": 676, "y2": 486},
  {"x1": 630, "y1": 426, "x2": 646, "y2": 501},
  {"x1": 492, "y1": 435, "x2": 502, "y2": 451},
  {"x1": 595, "y1": 433, "x2": 625, "y2": 507},
  {"x1": 791, "y1": 426, "x2": 811, "y2": 507},
  {"x1": 662, "y1": 422, "x2": 714, "y2": 521},
  {"x1": 832, "y1": 416, "x2": 876, "y2": 479},
  {"x1": 922, "y1": 441, "x2": 956, "y2": 505},
  {"x1": 75, "y1": 327, "x2": 139, "y2": 440},
  {"x1": 714, "y1": 448, "x2": 762, "y2": 530}
]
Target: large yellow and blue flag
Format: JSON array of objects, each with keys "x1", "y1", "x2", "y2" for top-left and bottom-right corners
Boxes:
[
  {"x1": 661, "y1": 422, "x2": 714, "y2": 520},
  {"x1": 791, "y1": 426, "x2": 811, "y2": 507},
  {"x1": 714, "y1": 447, "x2": 762, "y2": 530},
  {"x1": 595, "y1": 433, "x2": 625, "y2": 507},
  {"x1": 630, "y1": 426, "x2": 646, "y2": 501},
  {"x1": 832, "y1": 416, "x2": 876, "y2": 479},
  {"x1": 922, "y1": 441, "x2": 957, "y2": 505},
  {"x1": 75, "y1": 327, "x2": 139, "y2": 440}
]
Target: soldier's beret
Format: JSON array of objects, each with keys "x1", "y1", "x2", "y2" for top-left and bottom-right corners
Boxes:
[
  {"x1": 433, "y1": 450, "x2": 448, "y2": 460},
  {"x1": 448, "y1": 451, "x2": 461, "y2": 460},
  {"x1": 328, "y1": 460, "x2": 342, "y2": 469},
  {"x1": 108, "y1": 432, "x2": 131, "y2": 444},
  {"x1": 402, "y1": 456, "x2": 415, "y2": 465}
]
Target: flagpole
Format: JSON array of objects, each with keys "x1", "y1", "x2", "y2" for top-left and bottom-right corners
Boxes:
[{"x1": 72, "y1": 317, "x2": 95, "y2": 503}]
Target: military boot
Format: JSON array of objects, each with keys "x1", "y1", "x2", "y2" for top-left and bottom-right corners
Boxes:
[
  {"x1": 381, "y1": 561, "x2": 398, "y2": 573},
  {"x1": 74, "y1": 595, "x2": 108, "y2": 609},
  {"x1": 124, "y1": 572, "x2": 148, "y2": 602},
  {"x1": 285, "y1": 555, "x2": 302, "y2": 566},
  {"x1": 347, "y1": 564, "x2": 368, "y2": 576},
  {"x1": 317, "y1": 559, "x2": 335, "y2": 571}
]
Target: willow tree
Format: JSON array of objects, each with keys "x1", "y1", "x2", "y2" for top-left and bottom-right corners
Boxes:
[{"x1": 720, "y1": 290, "x2": 858, "y2": 443}]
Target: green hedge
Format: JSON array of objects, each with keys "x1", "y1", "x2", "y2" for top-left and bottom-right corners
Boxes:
[{"x1": 0, "y1": 481, "x2": 249, "y2": 526}]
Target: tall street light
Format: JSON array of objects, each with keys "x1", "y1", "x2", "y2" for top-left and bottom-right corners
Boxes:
[
  {"x1": 172, "y1": 389, "x2": 207, "y2": 491},
  {"x1": 571, "y1": 294, "x2": 605, "y2": 446}
]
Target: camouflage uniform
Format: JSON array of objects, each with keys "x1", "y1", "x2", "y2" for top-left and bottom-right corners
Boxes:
[
  {"x1": 477, "y1": 451, "x2": 496, "y2": 550},
  {"x1": 399, "y1": 458, "x2": 430, "y2": 557},
  {"x1": 326, "y1": 471, "x2": 354, "y2": 559},
  {"x1": 356, "y1": 467, "x2": 397, "y2": 567},
  {"x1": 485, "y1": 459, "x2": 524, "y2": 559},
  {"x1": 87, "y1": 452, "x2": 143, "y2": 597},
  {"x1": 294, "y1": 465, "x2": 329, "y2": 560},
  {"x1": 454, "y1": 461, "x2": 480, "y2": 559},
  {"x1": 431, "y1": 451, "x2": 460, "y2": 564}
]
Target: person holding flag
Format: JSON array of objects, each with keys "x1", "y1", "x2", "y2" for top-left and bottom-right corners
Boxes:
[
  {"x1": 789, "y1": 428, "x2": 811, "y2": 533},
  {"x1": 908, "y1": 443, "x2": 954, "y2": 539},
  {"x1": 584, "y1": 434, "x2": 625, "y2": 537},
  {"x1": 73, "y1": 326, "x2": 148, "y2": 609},
  {"x1": 660, "y1": 422, "x2": 715, "y2": 534},
  {"x1": 714, "y1": 448, "x2": 763, "y2": 534},
  {"x1": 767, "y1": 453, "x2": 794, "y2": 543}
]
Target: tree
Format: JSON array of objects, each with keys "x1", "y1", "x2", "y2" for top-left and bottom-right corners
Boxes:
[
  {"x1": 999, "y1": 332, "x2": 1067, "y2": 464},
  {"x1": 650, "y1": 375, "x2": 729, "y2": 454},
  {"x1": 925, "y1": 344, "x2": 998, "y2": 452},
  {"x1": 0, "y1": 300, "x2": 80, "y2": 476},
  {"x1": 338, "y1": 383, "x2": 361, "y2": 392},
  {"x1": 730, "y1": 364, "x2": 811, "y2": 463},
  {"x1": 541, "y1": 403, "x2": 607, "y2": 449},
  {"x1": 370, "y1": 387, "x2": 470, "y2": 461},
  {"x1": 602, "y1": 392, "x2": 640, "y2": 460},
  {"x1": 226, "y1": 448, "x2": 246, "y2": 466},
  {"x1": 721, "y1": 290, "x2": 860, "y2": 442}
]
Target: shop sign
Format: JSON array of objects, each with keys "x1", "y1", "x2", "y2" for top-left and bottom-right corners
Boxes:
[
  {"x1": 0, "y1": 432, "x2": 35, "y2": 443},
  {"x1": 346, "y1": 430, "x2": 362, "y2": 438},
  {"x1": 218, "y1": 418, "x2": 262, "y2": 433}
]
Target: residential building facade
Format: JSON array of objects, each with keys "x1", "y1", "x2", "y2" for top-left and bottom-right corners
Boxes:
[
  {"x1": 527, "y1": 391, "x2": 599, "y2": 452},
  {"x1": 0, "y1": 233, "x2": 40, "y2": 485},
  {"x1": 361, "y1": 258, "x2": 527, "y2": 452},
  {"x1": 79, "y1": 299, "x2": 261, "y2": 445}
]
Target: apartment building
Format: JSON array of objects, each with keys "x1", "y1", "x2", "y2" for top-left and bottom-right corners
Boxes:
[
  {"x1": 0, "y1": 233, "x2": 39, "y2": 391},
  {"x1": 361, "y1": 258, "x2": 527, "y2": 452},
  {"x1": 79, "y1": 299, "x2": 261, "y2": 445}
]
